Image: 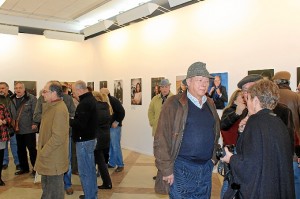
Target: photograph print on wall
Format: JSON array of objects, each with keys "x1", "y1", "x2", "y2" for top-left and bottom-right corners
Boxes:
[
  {"x1": 100, "y1": 81, "x2": 107, "y2": 89},
  {"x1": 176, "y1": 75, "x2": 187, "y2": 94},
  {"x1": 87, "y1": 82, "x2": 94, "y2": 91},
  {"x1": 151, "y1": 77, "x2": 164, "y2": 99},
  {"x1": 248, "y1": 69, "x2": 274, "y2": 80},
  {"x1": 208, "y1": 72, "x2": 228, "y2": 109},
  {"x1": 131, "y1": 78, "x2": 142, "y2": 105},
  {"x1": 15, "y1": 81, "x2": 37, "y2": 96},
  {"x1": 114, "y1": 80, "x2": 123, "y2": 104}
]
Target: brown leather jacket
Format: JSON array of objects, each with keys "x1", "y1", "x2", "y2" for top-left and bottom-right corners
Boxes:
[
  {"x1": 278, "y1": 85, "x2": 300, "y2": 146},
  {"x1": 154, "y1": 91, "x2": 220, "y2": 184}
]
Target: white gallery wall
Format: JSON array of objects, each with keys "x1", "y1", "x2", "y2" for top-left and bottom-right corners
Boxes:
[{"x1": 1, "y1": 0, "x2": 300, "y2": 155}]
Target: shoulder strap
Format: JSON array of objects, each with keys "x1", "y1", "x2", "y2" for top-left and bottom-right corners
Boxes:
[{"x1": 16, "y1": 104, "x2": 25, "y2": 121}]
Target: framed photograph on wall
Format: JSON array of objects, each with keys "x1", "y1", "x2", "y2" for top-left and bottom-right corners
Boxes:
[
  {"x1": 208, "y1": 72, "x2": 228, "y2": 109},
  {"x1": 297, "y1": 67, "x2": 300, "y2": 86},
  {"x1": 87, "y1": 82, "x2": 94, "y2": 91},
  {"x1": 248, "y1": 69, "x2": 274, "y2": 80},
  {"x1": 60, "y1": 81, "x2": 74, "y2": 95},
  {"x1": 99, "y1": 81, "x2": 107, "y2": 89},
  {"x1": 151, "y1": 77, "x2": 164, "y2": 99},
  {"x1": 114, "y1": 80, "x2": 123, "y2": 104},
  {"x1": 176, "y1": 75, "x2": 187, "y2": 94},
  {"x1": 131, "y1": 78, "x2": 142, "y2": 105},
  {"x1": 15, "y1": 81, "x2": 37, "y2": 96}
]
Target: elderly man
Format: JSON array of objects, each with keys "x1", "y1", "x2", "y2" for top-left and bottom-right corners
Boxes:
[
  {"x1": 273, "y1": 71, "x2": 300, "y2": 199},
  {"x1": 70, "y1": 80, "x2": 98, "y2": 199},
  {"x1": 0, "y1": 82, "x2": 20, "y2": 171},
  {"x1": 208, "y1": 75, "x2": 228, "y2": 109},
  {"x1": 10, "y1": 82, "x2": 37, "y2": 176},
  {"x1": 148, "y1": 79, "x2": 173, "y2": 181},
  {"x1": 148, "y1": 79, "x2": 173, "y2": 137},
  {"x1": 34, "y1": 81, "x2": 69, "y2": 199},
  {"x1": 154, "y1": 62, "x2": 220, "y2": 198}
]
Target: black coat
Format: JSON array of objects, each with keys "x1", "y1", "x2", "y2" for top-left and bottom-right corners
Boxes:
[
  {"x1": 108, "y1": 94, "x2": 125, "y2": 126},
  {"x1": 70, "y1": 92, "x2": 98, "y2": 142},
  {"x1": 225, "y1": 109, "x2": 295, "y2": 199},
  {"x1": 95, "y1": 101, "x2": 111, "y2": 150}
]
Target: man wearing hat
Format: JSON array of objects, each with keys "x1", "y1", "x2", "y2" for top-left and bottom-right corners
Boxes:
[
  {"x1": 148, "y1": 79, "x2": 173, "y2": 137},
  {"x1": 273, "y1": 71, "x2": 300, "y2": 199},
  {"x1": 148, "y1": 79, "x2": 173, "y2": 181},
  {"x1": 154, "y1": 62, "x2": 220, "y2": 198}
]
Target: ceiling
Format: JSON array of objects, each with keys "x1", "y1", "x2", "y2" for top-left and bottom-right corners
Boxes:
[{"x1": 0, "y1": 0, "x2": 202, "y2": 39}]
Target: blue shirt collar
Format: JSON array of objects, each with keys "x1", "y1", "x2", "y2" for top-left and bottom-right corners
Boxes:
[{"x1": 187, "y1": 90, "x2": 207, "y2": 109}]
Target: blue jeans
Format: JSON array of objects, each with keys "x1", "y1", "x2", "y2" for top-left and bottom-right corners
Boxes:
[
  {"x1": 76, "y1": 139, "x2": 97, "y2": 199},
  {"x1": 294, "y1": 161, "x2": 300, "y2": 199},
  {"x1": 109, "y1": 126, "x2": 124, "y2": 167},
  {"x1": 3, "y1": 134, "x2": 19, "y2": 166},
  {"x1": 63, "y1": 134, "x2": 72, "y2": 190},
  {"x1": 220, "y1": 180, "x2": 229, "y2": 199},
  {"x1": 170, "y1": 158, "x2": 214, "y2": 199}
]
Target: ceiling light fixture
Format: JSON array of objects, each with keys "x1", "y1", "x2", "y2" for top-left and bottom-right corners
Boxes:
[
  {"x1": 44, "y1": 30, "x2": 84, "y2": 42},
  {"x1": 0, "y1": 0, "x2": 6, "y2": 7},
  {"x1": 82, "y1": 20, "x2": 114, "y2": 37},
  {"x1": 0, "y1": 24, "x2": 18, "y2": 35},
  {"x1": 116, "y1": 3, "x2": 159, "y2": 26},
  {"x1": 168, "y1": 0, "x2": 192, "y2": 7}
]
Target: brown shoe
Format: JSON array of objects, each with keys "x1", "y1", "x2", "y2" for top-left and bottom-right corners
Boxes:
[
  {"x1": 66, "y1": 187, "x2": 74, "y2": 195},
  {"x1": 115, "y1": 167, "x2": 124, "y2": 172}
]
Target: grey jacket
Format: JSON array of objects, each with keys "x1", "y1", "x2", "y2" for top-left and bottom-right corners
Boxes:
[{"x1": 10, "y1": 92, "x2": 37, "y2": 135}]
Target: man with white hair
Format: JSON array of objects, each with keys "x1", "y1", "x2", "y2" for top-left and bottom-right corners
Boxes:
[{"x1": 70, "y1": 80, "x2": 98, "y2": 199}]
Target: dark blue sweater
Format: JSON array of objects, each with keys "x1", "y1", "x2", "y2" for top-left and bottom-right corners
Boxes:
[{"x1": 178, "y1": 99, "x2": 215, "y2": 163}]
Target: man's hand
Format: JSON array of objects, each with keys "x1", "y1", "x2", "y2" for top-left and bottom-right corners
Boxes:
[
  {"x1": 111, "y1": 121, "x2": 118, "y2": 128},
  {"x1": 163, "y1": 174, "x2": 174, "y2": 185}
]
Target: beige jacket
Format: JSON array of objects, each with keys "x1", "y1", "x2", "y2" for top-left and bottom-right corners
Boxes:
[
  {"x1": 148, "y1": 92, "x2": 173, "y2": 136},
  {"x1": 34, "y1": 100, "x2": 69, "y2": 175}
]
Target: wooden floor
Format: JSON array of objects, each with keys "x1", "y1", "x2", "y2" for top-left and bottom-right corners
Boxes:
[{"x1": 0, "y1": 149, "x2": 223, "y2": 199}]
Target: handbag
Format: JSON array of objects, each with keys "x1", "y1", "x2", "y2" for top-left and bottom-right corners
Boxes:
[{"x1": 11, "y1": 104, "x2": 25, "y2": 133}]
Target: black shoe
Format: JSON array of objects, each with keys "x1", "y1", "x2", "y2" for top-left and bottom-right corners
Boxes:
[
  {"x1": 153, "y1": 176, "x2": 156, "y2": 180},
  {"x1": 98, "y1": 184, "x2": 112, "y2": 189},
  {"x1": 15, "y1": 170, "x2": 30, "y2": 175},
  {"x1": 0, "y1": 179, "x2": 5, "y2": 186},
  {"x1": 79, "y1": 195, "x2": 85, "y2": 199},
  {"x1": 107, "y1": 164, "x2": 114, "y2": 168},
  {"x1": 115, "y1": 166, "x2": 124, "y2": 172},
  {"x1": 16, "y1": 164, "x2": 21, "y2": 170},
  {"x1": 2, "y1": 164, "x2": 8, "y2": 170}
]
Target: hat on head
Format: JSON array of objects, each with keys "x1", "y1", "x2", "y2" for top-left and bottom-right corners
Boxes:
[
  {"x1": 237, "y1": 74, "x2": 263, "y2": 89},
  {"x1": 272, "y1": 71, "x2": 291, "y2": 81},
  {"x1": 159, "y1": 79, "x2": 171, "y2": 86},
  {"x1": 183, "y1": 62, "x2": 213, "y2": 85}
]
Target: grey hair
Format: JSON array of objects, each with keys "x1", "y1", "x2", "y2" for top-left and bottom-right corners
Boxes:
[
  {"x1": 0, "y1": 82, "x2": 9, "y2": 88},
  {"x1": 74, "y1": 80, "x2": 87, "y2": 90},
  {"x1": 14, "y1": 81, "x2": 25, "y2": 88},
  {"x1": 48, "y1": 81, "x2": 63, "y2": 98}
]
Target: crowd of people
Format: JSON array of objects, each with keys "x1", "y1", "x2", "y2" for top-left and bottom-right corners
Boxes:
[
  {"x1": 0, "y1": 63, "x2": 299, "y2": 199},
  {"x1": 0, "y1": 80, "x2": 125, "y2": 199},
  {"x1": 153, "y1": 62, "x2": 300, "y2": 199}
]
